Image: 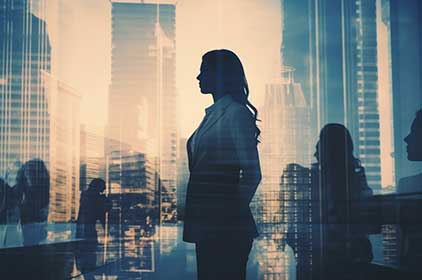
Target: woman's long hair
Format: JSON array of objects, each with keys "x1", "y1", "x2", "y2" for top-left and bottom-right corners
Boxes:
[
  {"x1": 317, "y1": 124, "x2": 362, "y2": 220},
  {"x1": 17, "y1": 159, "x2": 50, "y2": 224},
  {"x1": 202, "y1": 49, "x2": 261, "y2": 143}
]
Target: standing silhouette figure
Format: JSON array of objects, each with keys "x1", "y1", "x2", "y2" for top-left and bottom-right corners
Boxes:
[
  {"x1": 183, "y1": 49, "x2": 262, "y2": 280},
  {"x1": 17, "y1": 159, "x2": 50, "y2": 246},
  {"x1": 76, "y1": 178, "x2": 111, "y2": 242}
]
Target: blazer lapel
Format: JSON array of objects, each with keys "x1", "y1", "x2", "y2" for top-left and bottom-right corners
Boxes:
[
  {"x1": 189, "y1": 96, "x2": 235, "y2": 169},
  {"x1": 193, "y1": 109, "x2": 226, "y2": 153},
  {"x1": 186, "y1": 135, "x2": 194, "y2": 172}
]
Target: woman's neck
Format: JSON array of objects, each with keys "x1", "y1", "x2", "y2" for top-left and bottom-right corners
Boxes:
[{"x1": 212, "y1": 92, "x2": 226, "y2": 103}]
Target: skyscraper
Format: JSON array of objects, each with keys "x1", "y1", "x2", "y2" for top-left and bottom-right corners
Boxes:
[
  {"x1": 80, "y1": 125, "x2": 106, "y2": 192},
  {"x1": 255, "y1": 67, "x2": 311, "y2": 280},
  {"x1": 389, "y1": 0, "x2": 422, "y2": 181},
  {"x1": 176, "y1": 137, "x2": 189, "y2": 220},
  {"x1": 258, "y1": 67, "x2": 311, "y2": 225},
  {"x1": 0, "y1": 0, "x2": 51, "y2": 174},
  {"x1": 108, "y1": 0, "x2": 177, "y2": 225},
  {"x1": 45, "y1": 73, "x2": 81, "y2": 222},
  {"x1": 107, "y1": 1, "x2": 177, "y2": 276},
  {"x1": 310, "y1": 0, "x2": 382, "y2": 190},
  {"x1": 281, "y1": 163, "x2": 312, "y2": 280}
]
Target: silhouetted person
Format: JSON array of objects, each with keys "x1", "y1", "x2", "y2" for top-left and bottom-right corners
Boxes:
[
  {"x1": 398, "y1": 109, "x2": 422, "y2": 270},
  {"x1": 76, "y1": 178, "x2": 111, "y2": 242},
  {"x1": 0, "y1": 179, "x2": 9, "y2": 238},
  {"x1": 0, "y1": 174, "x2": 24, "y2": 247},
  {"x1": 312, "y1": 124, "x2": 373, "y2": 280},
  {"x1": 183, "y1": 49, "x2": 262, "y2": 280},
  {"x1": 1, "y1": 161, "x2": 24, "y2": 246},
  {"x1": 17, "y1": 159, "x2": 50, "y2": 246},
  {"x1": 75, "y1": 178, "x2": 111, "y2": 279}
]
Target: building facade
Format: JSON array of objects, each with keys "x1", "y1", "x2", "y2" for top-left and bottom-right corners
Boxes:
[
  {"x1": 108, "y1": 0, "x2": 177, "y2": 226},
  {"x1": 0, "y1": 0, "x2": 51, "y2": 175},
  {"x1": 45, "y1": 73, "x2": 81, "y2": 222},
  {"x1": 309, "y1": 0, "x2": 382, "y2": 190}
]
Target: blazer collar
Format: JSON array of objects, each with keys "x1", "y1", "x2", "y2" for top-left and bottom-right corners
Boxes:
[
  {"x1": 197, "y1": 95, "x2": 234, "y2": 139},
  {"x1": 204, "y1": 94, "x2": 234, "y2": 116},
  {"x1": 190, "y1": 95, "x2": 235, "y2": 166}
]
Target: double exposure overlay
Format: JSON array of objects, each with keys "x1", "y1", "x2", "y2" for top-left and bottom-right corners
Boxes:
[{"x1": 0, "y1": 0, "x2": 421, "y2": 279}]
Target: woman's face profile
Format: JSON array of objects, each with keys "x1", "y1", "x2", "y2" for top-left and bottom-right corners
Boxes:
[
  {"x1": 196, "y1": 60, "x2": 216, "y2": 94},
  {"x1": 404, "y1": 117, "x2": 422, "y2": 161}
]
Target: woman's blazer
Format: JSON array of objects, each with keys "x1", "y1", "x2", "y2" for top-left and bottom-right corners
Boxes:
[{"x1": 183, "y1": 96, "x2": 261, "y2": 243}]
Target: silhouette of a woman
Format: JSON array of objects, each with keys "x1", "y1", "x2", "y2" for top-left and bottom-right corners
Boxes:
[
  {"x1": 183, "y1": 49, "x2": 262, "y2": 280},
  {"x1": 312, "y1": 124, "x2": 373, "y2": 279}
]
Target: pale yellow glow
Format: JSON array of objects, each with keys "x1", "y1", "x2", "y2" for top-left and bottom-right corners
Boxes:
[
  {"x1": 176, "y1": 0, "x2": 282, "y2": 137},
  {"x1": 45, "y1": 0, "x2": 281, "y2": 137}
]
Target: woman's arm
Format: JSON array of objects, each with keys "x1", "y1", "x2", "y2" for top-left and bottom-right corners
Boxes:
[{"x1": 230, "y1": 106, "x2": 262, "y2": 205}]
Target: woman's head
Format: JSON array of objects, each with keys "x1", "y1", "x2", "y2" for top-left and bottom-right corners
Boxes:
[
  {"x1": 17, "y1": 159, "x2": 50, "y2": 208},
  {"x1": 316, "y1": 123, "x2": 355, "y2": 166},
  {"x1": 197, "y1": 49, "x2": 248, "y2": 99},
  {"x1": 404, "y1": 109, "x2": 422, "y2": 161},
  {"x1": 88, "y1": 178, "x2": 106, "y2": 193},
  {"x1": 197, "y1": 49, "x2": 261, "y2": 143},
  {"x1": 5, "y1": 161, "x2": 22, "y2": 187}
]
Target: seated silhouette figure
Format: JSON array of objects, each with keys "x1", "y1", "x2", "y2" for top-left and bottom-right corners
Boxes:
[
  {"x1": 311, "y1": 124, "x2": 373, "y2": 279},
  {"x1": 183, "y1": 49, "x2": 262, "y2": 280},
  {"x1": 397, "y1": 109, "x2": 422, "y2": 271}
]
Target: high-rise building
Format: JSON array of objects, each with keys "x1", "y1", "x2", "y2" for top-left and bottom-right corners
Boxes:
[
  {"x1": 281, "y1": 163, "x2": 312, "y2": 280},
  {"x1": 389, "y1": 0, "x2": 422, "y2": 181},
  {"x1": 386, "y1": 0, "x2": 422, "y2": 267},
  {"x1": 80, "y1": 125, "x2": 106, "y2": 191},
  {"x1": 282, "y1": 0, "x2": 317, "y2": 142},
  {"x1": 108, "y1": 0, "x2": 177, "y2": 226},
  {"x1": 107, "y1": 4, "x2": 178, "y2": 274},
  {"x1": 254, "y1": 67, "x2": 311, "y2": 280},
  {"x1": 258, "y1": 67, "x2": 311, "y2": 225},
  {"x1": 45, "y1": 72, "x2": 81, "y2": 222},
  {"x1": 176, "y1": 137, "x2": 189, "y2": 219},
  {"x1": 0, "y1": 0, "x2": 51, "y2": 175},
  {"x1": 310, "y1": 0, "x2": 382, "y2": 190}
]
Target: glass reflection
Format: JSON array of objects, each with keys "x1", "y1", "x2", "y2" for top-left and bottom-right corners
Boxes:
[{"x1": 0, "y1": 0, "x2": 421, "y2": 279}]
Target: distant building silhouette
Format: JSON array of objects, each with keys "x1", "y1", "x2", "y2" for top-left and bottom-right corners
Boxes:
[
  {"x1": 45, "y1": 73, "x2": 81, "y2": 222},
  {"x1": 282, "y1": 163, "x2": 312, "y2": 280},
  {"x1": 107, "y1": 0, "x2": 177, "y2": 219},
  {"x1": 254, "y1": 67, "x2": 311, "y2": 280},
  {"x1": 0, "y1": 0, "x2": 51, "y2": 175},
  {"x1": 390, "y1": 0, "x2": 422, "y2": 182},
  {"x1": 176, "y1": 137, "x2": 189, "y2": 219},
  {"x1": 80, "y1": 125, "x2": 106, "y2": 192},
  {"x1": 310, "y1": 0, "x2": 383, "y2": 191}
]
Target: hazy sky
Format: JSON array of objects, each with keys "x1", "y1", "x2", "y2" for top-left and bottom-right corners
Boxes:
[
  {"x1": 46, "y1": 0, "x2": 281, "y2": 137},
  {"x1": 176, "y1": 0, "x2": 282, "y2": 137}
]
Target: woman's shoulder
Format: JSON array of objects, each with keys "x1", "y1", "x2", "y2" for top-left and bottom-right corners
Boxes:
[{"x1": 226, "y1": 102, "x2": 253, "y2": 119}]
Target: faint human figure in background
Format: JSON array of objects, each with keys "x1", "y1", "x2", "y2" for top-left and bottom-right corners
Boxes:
[
  {"x1": 183, "y1": 49, "x2": 262, "y2": 280},
  {"x1": 17, "y1": 159, "x2": 50, "y2": 246},
  {"x1": 76, "y1": 178, "x2": 111, "y2": 242},
  {"x1": 0, "y1": 161, "x2": 24, "y2": 247},
  {"x1": 0, "y1": 178, "x2": 9, "y2": 245},
  {"x1": 75, "y1": 178, "x2": 111, "y2": 279},
  {"x1": 312, "y1": 124, "x2": 373, "y2": 280},
  {"x1": 399, "y1": 109, "x2": 422, "y2": 193},
  {"x1": 398, "y1": 109, "x2": 422, "y2": 271}
]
